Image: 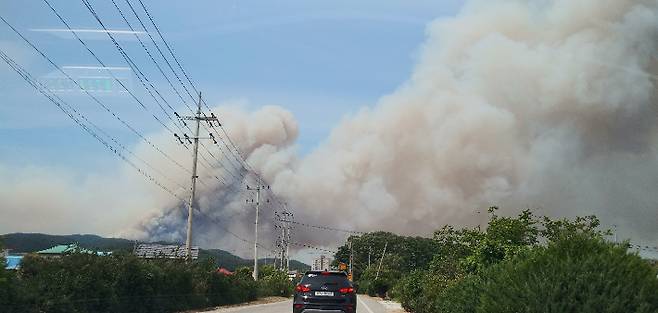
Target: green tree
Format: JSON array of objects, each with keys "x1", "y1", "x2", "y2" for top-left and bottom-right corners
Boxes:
[
  {"x1": 541, "y1": 214, "x2": 608, "y2": 242},
  {"x1": 0, "y1": 238, "x2": 17, "y2": 312},
  {"x1": 478, "y1": 234, "x2": 658, "y2": 312},
  {"x1": 390, "y1": 269, "x2": 430, "y2": 312},
  {"x1": 460, "y1": 208, "x2": 539, "y2": 273},
  {"x1": 393, "y1": 210, "x2": 634, "y2": 313},
  {"x1": 334, "y1": 232, "x2": 438, "y2": 282},
  {"x1": 6, "y1": 252, "x2": 280, "y2": 313},
  {"x1": 257, "y1": 265, "x2": 293, "y2": 297}
]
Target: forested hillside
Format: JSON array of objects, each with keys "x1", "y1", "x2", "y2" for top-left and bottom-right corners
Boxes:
[{"x1": 2, "y1": 233, "x2": 309, "y2": 271}]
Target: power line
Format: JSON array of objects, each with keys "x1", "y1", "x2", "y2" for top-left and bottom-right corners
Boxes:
[
  {"x1": 289, "y1": 241, "x2": 338, "y2": 254},
  {"x1": 109, "y1": 0, "x2": 248, "y2": 184},
  {"x1": 12, "y1": 0, "x2": 290, "y2": 261},
  {"x1": 55, "y1": 0, "x2": 243, "y2": 190},
  {"x1": 80, "y1": 0, "x2": 184, "y2": 132},
  {"x1": 127, "y1": 0, "x2": 265, "y2": 188},
  {"x1": 194, "y1": 208, "x2": 276, "y2": 254},
  {"x1": 129, "y1": 0, "x2": 252, "y2": 177},
  {"x1": 0, "y1": 49, "x2": 187, "y2": 204},
  {"x1": 116, "y1": 0, "x2": 292, "y2": 253},
  {"x1": 290, "y1": 220, "x2": 366, "y2": 235},
  {"x1": 136, "y1": 0, "x2": 198, "y2": 98},
  {"x1": 110, "y1": 0, "x2": 189, "y2": 113},
  {"x1": 43, "y1": 0, "x2": 179, "y2": 137},
  {"x1": 0, "y1": 13, "x2": 190, "y2": 175}
]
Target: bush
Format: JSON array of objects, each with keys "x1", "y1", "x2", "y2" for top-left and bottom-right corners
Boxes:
[
  {"x1": 0, "y1": 253, "x2": 288, "y2": 313},
  {"x1": 391, "y1": 270, "x2": 428, "y2": 312},
  {"x1": 431, "y1": 273, "x2": 482, "y2": 313},
  {"x1": 257, "y1": 265, "x2": 293, "y2": 298},
  {"x1": 356, "y1": 263, "x2": 401, "y2": 297},
  {"x1": 391, "y1": 212, "x2": 658, "y2": 313},
  {"x1": 478, "y1": 235, "x2": 658, "y2": 313}
]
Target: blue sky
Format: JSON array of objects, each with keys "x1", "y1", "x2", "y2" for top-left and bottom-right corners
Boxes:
[
  {"x1": 0, "y1": 0, "x2": 464, "y2": 171},
  {"x1": 3, "y1": 1, "x2": 657, "y2": 261},
  {"x1": 0, "y1": 1, "x2": 465, "y2": 258}
]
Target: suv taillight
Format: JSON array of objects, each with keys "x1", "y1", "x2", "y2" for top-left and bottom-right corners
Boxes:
[
  {"x1": 339, "y1": 287, "x2": 355, "y2": 294},
  {"x1": 296, "y1": 284, "x2": 311, "y2": 292}
]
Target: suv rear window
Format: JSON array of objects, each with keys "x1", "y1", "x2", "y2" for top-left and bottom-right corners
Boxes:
[{"x1": 301, "y1": 272, "x2": 351, "y2": 287}]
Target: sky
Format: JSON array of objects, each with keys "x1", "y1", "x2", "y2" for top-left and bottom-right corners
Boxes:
[
  {"x1": 0, "y1": 0, "x2": 465, "y2": 259},
  {"x1": 0, "y1": 0, "x2": 464, "y2": 165},
  {"x1": 4, "y1": 0, "x2": 657, "y2": 266}
]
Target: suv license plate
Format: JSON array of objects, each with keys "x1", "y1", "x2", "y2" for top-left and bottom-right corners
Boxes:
[{"x1": 315, "y1": 291, "x2": 334, "y2": 296}]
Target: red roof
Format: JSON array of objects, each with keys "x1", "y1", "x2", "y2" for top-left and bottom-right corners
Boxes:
[{"x1": 216, "y1": 268, "x2": 234, "y2": 275}]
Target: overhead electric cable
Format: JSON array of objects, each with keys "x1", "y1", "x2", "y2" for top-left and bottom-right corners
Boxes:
[
  {"x1": 0, "y1": 49, "x2": 187, "y2": 203},
  {"x1": 1, "y1": 13, "x2": 190, "y2": 174}
]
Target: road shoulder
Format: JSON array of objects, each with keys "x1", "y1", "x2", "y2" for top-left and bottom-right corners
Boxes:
[
  {"x1": 360, "y1": 295, "x2": 408, "y2": 313},
  {"x1": 184, "y1": 296, "x2": 290, "y2": 313}
]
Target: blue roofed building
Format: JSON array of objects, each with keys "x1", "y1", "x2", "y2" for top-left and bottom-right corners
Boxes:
[
  {"x1": 5, "y1": 255, "x2": 23, "y2": 270},
  {"x1": 36, "y1": 243, "x2": 111, "y2": 258}
]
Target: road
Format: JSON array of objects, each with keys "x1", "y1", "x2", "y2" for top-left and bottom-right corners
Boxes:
[{"x1": 205, "y1": 296, "x2": 395, "y2": 313}]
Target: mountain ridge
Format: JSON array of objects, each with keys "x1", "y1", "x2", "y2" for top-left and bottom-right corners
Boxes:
[{"x1": 1, "y1": 232, "x2": 310, "y2": 271}]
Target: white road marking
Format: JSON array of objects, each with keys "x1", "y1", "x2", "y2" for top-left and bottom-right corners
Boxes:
[{"x1": 359, "y1": 297, "x2": 376, "y2": 313}]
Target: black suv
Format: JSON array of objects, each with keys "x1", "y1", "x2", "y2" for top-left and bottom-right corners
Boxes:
[{"x1": 293, "y1": 271, "x2": 357, "y2": 313}]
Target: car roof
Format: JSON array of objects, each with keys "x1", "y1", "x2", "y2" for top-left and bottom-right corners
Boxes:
[{"x1": 304, "y1": 270, "x2": 347, "y2": 276}]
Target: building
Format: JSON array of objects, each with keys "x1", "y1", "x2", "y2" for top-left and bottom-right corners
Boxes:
[
  {"x1": 5, "y1": 255, "x2": 23, "y2": 270},
  {"x1": 312, "y1": 255, "x2": 332, "y2": 271},
  {"x1": 133, "y1": 243, "x2": 199, "y2": 260},
  {"x1": 216, "y1": 268, "x2": 234, "y2": 276},
  {"x1": 36, "y1": 244, "x2": 111, "y2": 258}
]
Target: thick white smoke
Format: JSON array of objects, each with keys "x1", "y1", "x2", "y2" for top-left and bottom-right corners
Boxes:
[{"x1": 139, "y1": 0, "x2": 658, "y2": 250}]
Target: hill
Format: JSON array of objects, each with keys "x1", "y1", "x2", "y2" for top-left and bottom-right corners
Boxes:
[
  {"x1": 1, "y1": 233, "x2": 309, "y2": 271},
  {"x1": 1, "y1": 233, "x2": 134, "y2": 253},
  {"x1": 201, "y1": 249, "x2": 310, "y2": 272}
]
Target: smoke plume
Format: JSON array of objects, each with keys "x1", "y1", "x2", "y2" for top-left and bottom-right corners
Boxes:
[{"x1": 138, "y1": 0, "x2": 658, "y2": 251}]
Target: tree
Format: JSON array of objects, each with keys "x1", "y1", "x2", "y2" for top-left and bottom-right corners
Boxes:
[
  {"x1": 334, "y1": 232, "x2": 438, "y2": 282},
  {"x1": 257, "y1": 265, "x2": 293, "y2": 297},
  {"x1": 0, "y1": 238, "x2": 16, "y2": 311},
  {"x1": 392, "y1": 210, "x2": 645, "y2": 313},
  {"x1": 478, "y1": 234, "x2": 658, "y2": 312},
  {"x1": 5, "y1": 252, "x2": 281, "y2": 313}
]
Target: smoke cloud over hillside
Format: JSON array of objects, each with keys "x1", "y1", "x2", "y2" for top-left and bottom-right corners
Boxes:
[{"x1": 137, "y1": 0, "x2": 658, "y2": 252}]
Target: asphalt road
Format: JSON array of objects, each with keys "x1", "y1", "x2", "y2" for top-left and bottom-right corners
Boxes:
[{"x1": 206, "y1": 296, "x2": 392, "y2": 313}]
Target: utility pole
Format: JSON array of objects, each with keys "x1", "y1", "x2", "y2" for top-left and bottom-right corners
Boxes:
[
  {"x1": 279, "y1": 237, "x2": 284, "y2": 271},
  {"x1": 247, "y1": 178, "x2": 265, "y2": 280},
  {"x1": 375, "y1": 242, "x2": 387, "y2": 280},
  {"x1": 274, "y1": 212, "x2": 282, "y2": 271},
  {"x1": 174, "y1": 92, "x2": 218, "y2": 260},
  {"x1": 274, "y1": 243, "x2": 279, "y2": 270},
  {"x1": 349, "y1": 239, "x2": 353, "y2": 280},
  {"x1": 286, "y1": 237, "x2": 291, "y2": 272},
  {"x1": 286, "y1": 211, "x2": 293, "y2": 272},
  {"x1": 281, "y1": 216, "x2": 287, "y2": 271},
  {"x1": 277, "y1": 209, "x2": 294, "y2": 272}
]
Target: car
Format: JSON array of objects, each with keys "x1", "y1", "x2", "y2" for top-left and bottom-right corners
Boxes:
[{"x1": 293, "y1": 270, "x2": 357, "y2": 313}]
